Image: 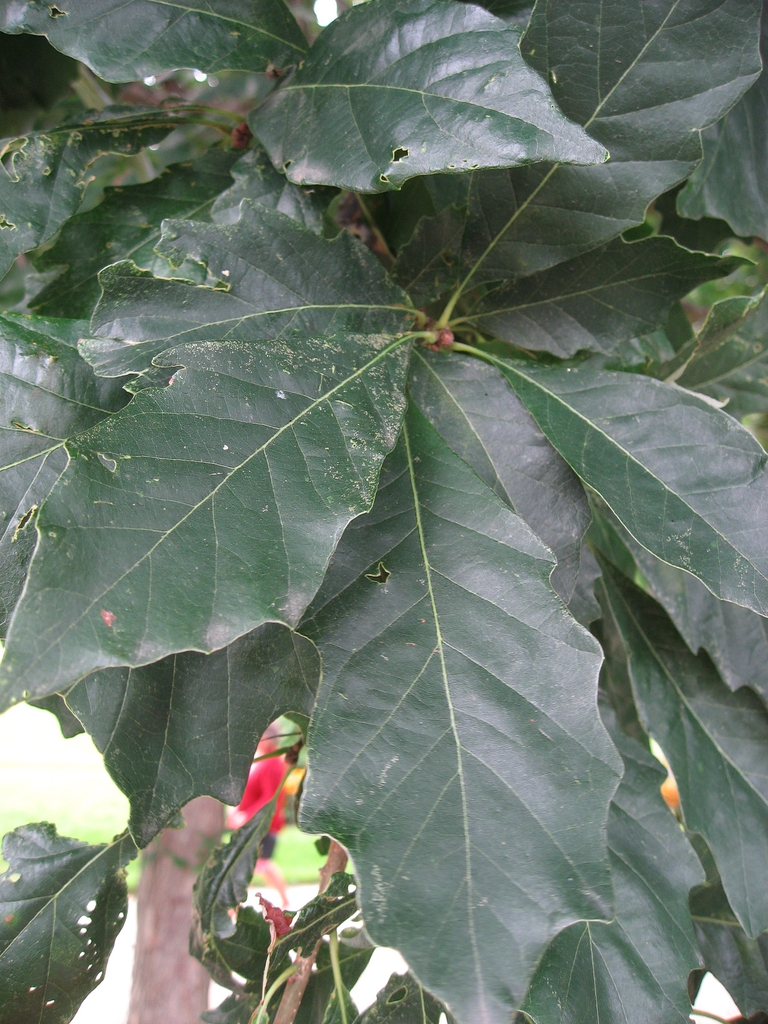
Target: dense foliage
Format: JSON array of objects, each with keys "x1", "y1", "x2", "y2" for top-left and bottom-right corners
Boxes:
[{"x1": 1, "y1": 1, "x2": 768, "y2": 1022}]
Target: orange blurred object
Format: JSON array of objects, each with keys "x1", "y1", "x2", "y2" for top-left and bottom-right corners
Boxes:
[
  {"x1": 283, "y1": 767, "x2": 305, "y2": 796},
  {"x1": 660, "y1": 773, "x2": 680, "y2": 811}
]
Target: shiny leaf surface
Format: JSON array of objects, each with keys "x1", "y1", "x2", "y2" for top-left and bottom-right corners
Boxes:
[
  {"x1": 83, "y1": 202, "x2": 409, "y2": 379},
  {"x1": 0, "y1": 824, "x2": 135, "y2": 1024},
  {"x1": 0, "y1": 105, "x2": 203, "y2": 278},
  {"x1": 30, "y1": 150, "x2": 239, "y2": 320},
  {"x1": 0, "y1": 311, "x2": 128, "y2": 637},
  {"x1": 0, "y1": 330, "x2": 410, "y2": 702},
  {"x1": 496, "y1": 357, "x2": 768, "y2": 616},
  {"x1": 407, "y1": 349, "x2": 590, "y2": 604},
  {"x1": 599, "y1": 563, "x2": 768, "y2": 938},
  {"x1": 251, "y1": 0, "x2": 606, "y2": 194},
  {"x1": 354, "y1": 972, "x2": 456, "y2": 1024},
  {"x1": 468, "y1": 237, "x2": 741, "y2": 358},
  {"x1": 395, "y1": 0, "x2": 762, "y2": 295},
  {"x1": 0, "y1": 0, "x2": 307, "y2": 82},
  {"x1": 592, "y1": 506, "x2": 768, "y2": 703},
  {"x1": 300, "y1": 405, "x2": 621, "y2": 1024},
  {"x1": 677, "y1": 9, "x2": 768, "y2": 240},
  {"x1": 65, "y1": 623, "x2": 319, "y2": 845},
  {"x1": 518, "y1": 700, "x2": 703, "y2": 1024}
]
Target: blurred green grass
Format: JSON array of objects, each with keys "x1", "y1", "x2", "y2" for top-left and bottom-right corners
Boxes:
[{"x1": 0, "y1": 703, "x2": 325, "y2": 886}]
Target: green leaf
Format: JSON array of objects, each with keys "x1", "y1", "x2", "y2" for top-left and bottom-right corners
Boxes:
[
  {"x1": 83, "y1": 201, "x2": 410, "y2": 379},
  {"x1": 299, "y1": 404, "x2": 621, "y2": 1023},
  {"x1": 0, "y1": 823, "x2": 136, "y2": 1024},
  {"x1": 0, "y1": 105, "x2": 207, "y2": 279},
  {"x1": 654, "y1": 187, "x2": 738, "y2": 255},
  {"x1": 467, "y1": 237, "x2": 741, "y2": 358},
  {"x1": 30, "y1": 150, "x2": 240, "y2": 320},
  {"x1": 250, "y1": 0, "x2": 607, "y2": 194},
  {"x1": 192, "y1": 798, "x2": 278, "y2": 989},
  {"x1": 598, "y1": 562, "x2": 768, "y2": 938},
  {"x1": 667, "y1": 293, "x2": 768, "y2": 421},
  {"x1": 657, "y1": 291, "x2": 765, "y2": 387},
  {"x1": 689, "y1": 841, "x2": 768, "y2": 1019},
  {"x1": 518, "y1": 698, "x2": 703, "y2": 1024},
  {"x1": 269, "y1": 872, "x2": 357, "y2": 972},
  {"x1": 407, "y1": 349, "x2": 590, "y2": 605},
  {"x1": 354, "y1": 972, "x2": 456, "y2": 1024},
  {"x1": 395, "y1": 0, "x2": 762, "y2": 295},
  {"x1": 592, "y1": 505, "x2": 768, "y2": 704},
  {"x1": 0, "y1": 311, "x2": 128, "y2": 637},
  {"x1": 494, "y1": 356, "x2": 768, "y2": 616},
  {"x1": 65, "y1": 623, "x2": 319, "y2": 845},
  {"x1": 677, "y1": 11, "x2": 768, "y2": 240},
  {"x1": 0, "y1": 329, "x2": 410, "y2": 703},
  {"x1": 0, "y1": 0, "x2": 307, "y2": 82},
  {"x1": 210, "y1": 148, "x2": 337, "y2": 234}
]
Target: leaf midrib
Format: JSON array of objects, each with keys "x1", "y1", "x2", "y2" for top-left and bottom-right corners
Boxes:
[
  {"x1": 452, "y1": 0, "x2": 686, "y2": 298},
  {"x1": 402, "y1": 416, "x2": 485, "y2": 1010}
]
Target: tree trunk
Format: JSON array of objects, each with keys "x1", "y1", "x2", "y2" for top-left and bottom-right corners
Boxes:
[{"x1": 127, "y1": 797, "x2": 223, "y2": 1024}]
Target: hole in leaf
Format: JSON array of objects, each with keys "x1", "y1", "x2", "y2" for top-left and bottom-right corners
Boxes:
[
  {"x1": 86, "y1": 900, "x2": 97, "y2": 912},
  {"x1": 387, "y1": 987, "x2": 408, "y2": 1004},
  {"x1": 365, "y1": 562, "x2": 390, "y2": 585},
  {"x1": 48, "y1": 4, "x2": 66, "y2": 15},
  {"x1": 12, "y1": 504, "x2": 38, "y2": 542},
  {"x1": 97, "y1": 453, "x2": 117, "y2": 472},
  {"x1": 379, "y1": 174, "x2": 389, "y2": 183},
  {"x1": 392, "y1": 147, "x2": 409, "y2": 162}
]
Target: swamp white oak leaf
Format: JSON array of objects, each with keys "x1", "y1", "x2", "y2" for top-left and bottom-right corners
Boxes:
[
  {"x1": 468, "y1": 237, "x2": 742, "y2": 358},
  {"x1": 83, "y1": 202, "x2": 409, "y2": 379},
  {"x1": 593, "y1": 506, "x2": 768, "y2": 704},
  {"x1": 599, "y1": 563, "x2": 768, "y2": 938},
  {"x1": 689, "y1": 848, "x2": 768, "y2": 1019},
  {"x1": 0, "y1": 105, "x2": 207, "y2": 279},
  {"x1": 0, "y1": 824, "x2": 136, "y2": 1024},
  {"x1": 65, "y1": 623, "x2": 319, "y2": 846},
  {"x1": 678, "y1": 8, "x2": 768, "y2": 240},
  {"x1": 0, "y1": 312, "x2": 128, "y2": 637},
  {"x1": 356, "y1": 972, "x2": 456, "y2": 1024},
  {"x1": 0, "y1": 331, "x2": 410, "y2": 703},
  {"x1": 209, "y1": 148, "x2": 336, "y2": 233},
  {"x1": 250, "y1": 0, "x2": 607, "y2": 194},
  {"x1": 396, "y1": 0, "x2": 762, "y2": 294},
  {"x1": 495, "y1": 357, "x2": 768, "y2": 617},
  {"x1": 0, "y1": 0, "x2": 307, "y2": 82},
  {"x1": 670, "y1": 292, "x2": 768, "y2": 420},
  {"x1": 30, "y1": 150, "x2": 240, "y2": 321},
  {"x1": 407, "y1": 349, "x2": 590, "y2": 604},
  {"x1": 518, "y1": 700, "x2": 704, "y2": 1024},
  {"x1": 299, "y1": 404, "x2": 622, "y2": 1024}
]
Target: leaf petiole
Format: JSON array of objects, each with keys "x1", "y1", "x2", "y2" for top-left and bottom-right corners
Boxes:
[
  {"x1": 250, "y1": 962, "x2": 299, "y2": 1024},
  {"x1": 328, "y1": 929, "x2": 349, "y2": 1024}
]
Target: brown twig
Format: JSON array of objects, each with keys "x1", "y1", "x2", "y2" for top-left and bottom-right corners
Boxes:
[{"x1": 271, "y1": 841, "x2": 349, "y2": 1024}]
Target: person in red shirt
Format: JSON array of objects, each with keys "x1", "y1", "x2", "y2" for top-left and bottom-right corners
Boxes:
[{"x1": 226, "y1": 724, "x2": 289, "y2": 907}]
